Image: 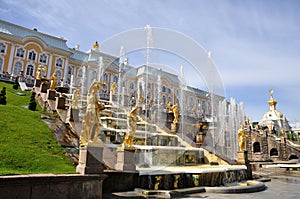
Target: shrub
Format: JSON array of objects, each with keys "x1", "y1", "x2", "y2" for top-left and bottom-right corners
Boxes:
[
  {"x1": 28, "y1": 92, "x2": 37, "y2": 111},
  {"x1": 13, "y1": 77, "x2": 19, "y2": 90},
  {"x1": 0, "y1": 87, "x2": 7, "y2": 105}
]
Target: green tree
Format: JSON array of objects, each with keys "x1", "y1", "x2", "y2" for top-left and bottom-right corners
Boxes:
[
  {"x1": 0, "y1": 87, "x2": 7, "y2": 105},
  {"x1": 28, "y1": 92, "x2": 37, "y2": 111}
]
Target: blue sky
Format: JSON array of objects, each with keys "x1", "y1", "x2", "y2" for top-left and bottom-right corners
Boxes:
[{"x1": 1, "y1": 0, "x2": 300, "y2": 124}]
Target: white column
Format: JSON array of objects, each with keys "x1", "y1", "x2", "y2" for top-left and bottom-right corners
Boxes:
[
  {"x1": 63, "y1": 58, "x2": 69, "y2": 83},
  {"x1": 7, "y1": 43, "x2": 15, "y2": 74},
  {"x1": 47, "y1": 53, "x2": 53, "y2": 78}
]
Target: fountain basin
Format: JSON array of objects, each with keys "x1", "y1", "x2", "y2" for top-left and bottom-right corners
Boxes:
[{"x1": 205, "y1": 180, "x2": 266, "y2": 193}]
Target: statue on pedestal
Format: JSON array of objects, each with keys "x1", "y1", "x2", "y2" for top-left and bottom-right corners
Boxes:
[
  {"x1": 238, "y1": 124, "x2": 247, "y2": 151},
  {"x1": 80, "y1": 81, "x2": 106, "y2": 145},
  {"x1": 36, "y1": 65, "x2": 44, "y2": 80},
  {"x1": 49, "y1": 72, "x2": 58, "y2": 90},
  {"x1": 172, "y1": 103, "x2": 179, "y2": 124}
]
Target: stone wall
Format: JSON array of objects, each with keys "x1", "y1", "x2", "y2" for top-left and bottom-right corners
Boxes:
[{"x1": 0, "y1": 174, "x2": 106, "y2": 199}]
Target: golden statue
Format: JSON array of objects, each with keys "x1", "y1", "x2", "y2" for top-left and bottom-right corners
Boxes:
[
  {"x1": 123, "y1": 91, "x2": 143, "y2": 148},
  {"x1": 167, "y1": 101, "x2": 172, "y2": 113},
  {"x1": 93, "y1": 41, "x2": 99, "y2": 50},
  {"x1": 49, "y1": 72, "x2": 58, "y2": 90},
  {"x1": 238, "y1": 124, "x2": 247, "y2": 151},
  {"x1": 110, "y1": 82, "x2": 117, "y2": 95},
  {"x1": 36, "y1": 65, "x2": 44, "y2": 80},
  {"x1": 80, "y1": 81, "x2": 106, "y2": 145},
  {"x1": 281, "y1": 128, "x2": 286, "y2": 138},
  {"x1": 172, "y1": 103, "x2": 179, "y2": 124},
  {"x1": 269, "y1": 89, "x2": 274, "y2": 99}
]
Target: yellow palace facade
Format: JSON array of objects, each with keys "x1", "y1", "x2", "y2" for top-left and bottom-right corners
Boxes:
[{"x1": 0, "y1": 19, "x2": 220, "y2": 118}]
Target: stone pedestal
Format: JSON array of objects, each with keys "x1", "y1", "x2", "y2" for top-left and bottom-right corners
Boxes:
[
  {"x1": 115, "y1": 147, "x2": 136, "y2": 172},
  {"x1": 76, "y1": 144, "x2": 104, "y2": 174},
  {"x1": 34, "y1": 79, "x2": 41, "y2": 87},
  {"x1": 47, "y1": 90, "x2": 56, "y2": 100},
  {"x1": 67, "y1": 108, "x2": 79, "y2": 122},
  {"x1": 237, "y1": 151, "x2": 247, "y2": 165},
  {"x1": 195, "y1": 132, "x2": 206, "y2": 147},
  {"x1": 56, "y1": 96, "x2": 66, "y2": 109},
  {"x1": 40, "y1": 83, "x2": 48, "y2": 93},
  {"x1": 171, "y1": 123, "x2": 177, "y2": 134}
]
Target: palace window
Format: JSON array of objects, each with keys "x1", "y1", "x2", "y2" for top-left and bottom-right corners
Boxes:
[
  {"x1": 13, "y1": 61, "x2": 22, "y2": 75},
  {"x1": 113, "y1": 76, "x2": 118, "y2": 83},
  {"x1": 103, "y1": 73, "x2": 108, "y2": 82},
  {"x1": 77, "y1": 69, "x2": 82, "y2": 77},
  {"x1": 68, "y1": 66, "x2": 72, "y2": 75},
  {"x1": 26, "y1": 65, "x2": 34, "y2": 76},
  {"x1": 16, "y1": 48, "x2": 25, "y2": 58},
  {"x1": 28, "y1": 50, "x2": 36, "y2": 61},
  {"x1": 0, "y1": 43, "x2": 6, "y2": 53},
  {"x1": 56, "y1": 58, "x2": 63, "y2": 67},
  {"x1": 163, "y1": 95, "x2": 166, "y2": 104},
  {"x1": 130, "y1": 82, "x2": 134, "y2": 89},
  {"x1": 39, "y1": 53, "x2": 47, "y2": 63}
]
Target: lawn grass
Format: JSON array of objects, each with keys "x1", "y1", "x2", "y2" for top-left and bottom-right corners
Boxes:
[{"x1": 0, "y1": 81, "x2": 75, "y2": 175}]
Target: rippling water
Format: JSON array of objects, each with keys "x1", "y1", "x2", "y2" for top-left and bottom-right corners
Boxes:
[{"x1": 181, "y1": 178, "x2": 300, "y2": 199}]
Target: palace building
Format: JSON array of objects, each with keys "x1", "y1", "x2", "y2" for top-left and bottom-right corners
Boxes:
[{"x1": 0, "y1": 19, "x2": 222, "y2": 118}]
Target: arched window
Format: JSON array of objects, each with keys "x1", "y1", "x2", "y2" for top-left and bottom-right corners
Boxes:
[
  {"x1": 163, "y1": 95, "x2": 166, "y2": 104},
  {"x1": 68, "y1": 66, "x2": 72, "y2": 75},
  {"x1": 26, "y1": 65, "x2": 34, "y2": 76},
  {"x1": 39, "y1": 53, "x2": 47, "y2": 63},
  {"x1": 253, "y1": 142, "x2": 261, "y2": 153},
  {"x1": 77, "y1": 69, "x2": 82, "y2": 77},
  {"x1": 0, "y1": 57, "x2": 3, "y2": 73},
  {"x1": 103, "y1": 73, "x2": 108, "y2": 82},
  {"x1": 130, "y1": 82, "x2": 134, "y2": 89},
  {"x1": 0, "y1": 43, "x2": 6, "y2": 53},
  {"x1": 13, "y1": 61, "x2": 22, "y2": 75},
  {"x1": 113, "y1": 75, "x2": 118, "y2": 83},
  {"x1": 270, "y1": 148, "x2": 279, "y2": 157},
  {"x1": 56, "y1": 58, "x2": 63, "y2": 67},
  {"x1": 16, "y1": 48, "x2": 25, "y2": 58},
  {"x1": 162, "y1": 86, "x2": 166, "y2": 93},
  {"x1": 28, "y1": 50, "x2": 36, "y2": 61}
]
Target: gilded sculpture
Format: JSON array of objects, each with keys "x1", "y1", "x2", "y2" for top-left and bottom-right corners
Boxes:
[
  {"x1": 36, "y1": 65, "x2": 44, "y2": 80},
  {"x1": 49, "y1": 72, "x2": 58, "y2": 90},
  {"x1": 80, "y1": 81, "x2": 106, "y2": 145},
  {"x1": 238, "y1": 124, "x2": 247, "y2": 151},
  {"x1": 166, "y1": 102, "x2": 179, "y2": 124},
  {"x1": 172, "y1": 103, "x2": 179, "y2": 124},
  {"x1": 122, "y1": 91, "x2": 143, "y2": 148},
  {"x1": 110, "y1": 82, "x2": 117, "y2": 95}
]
